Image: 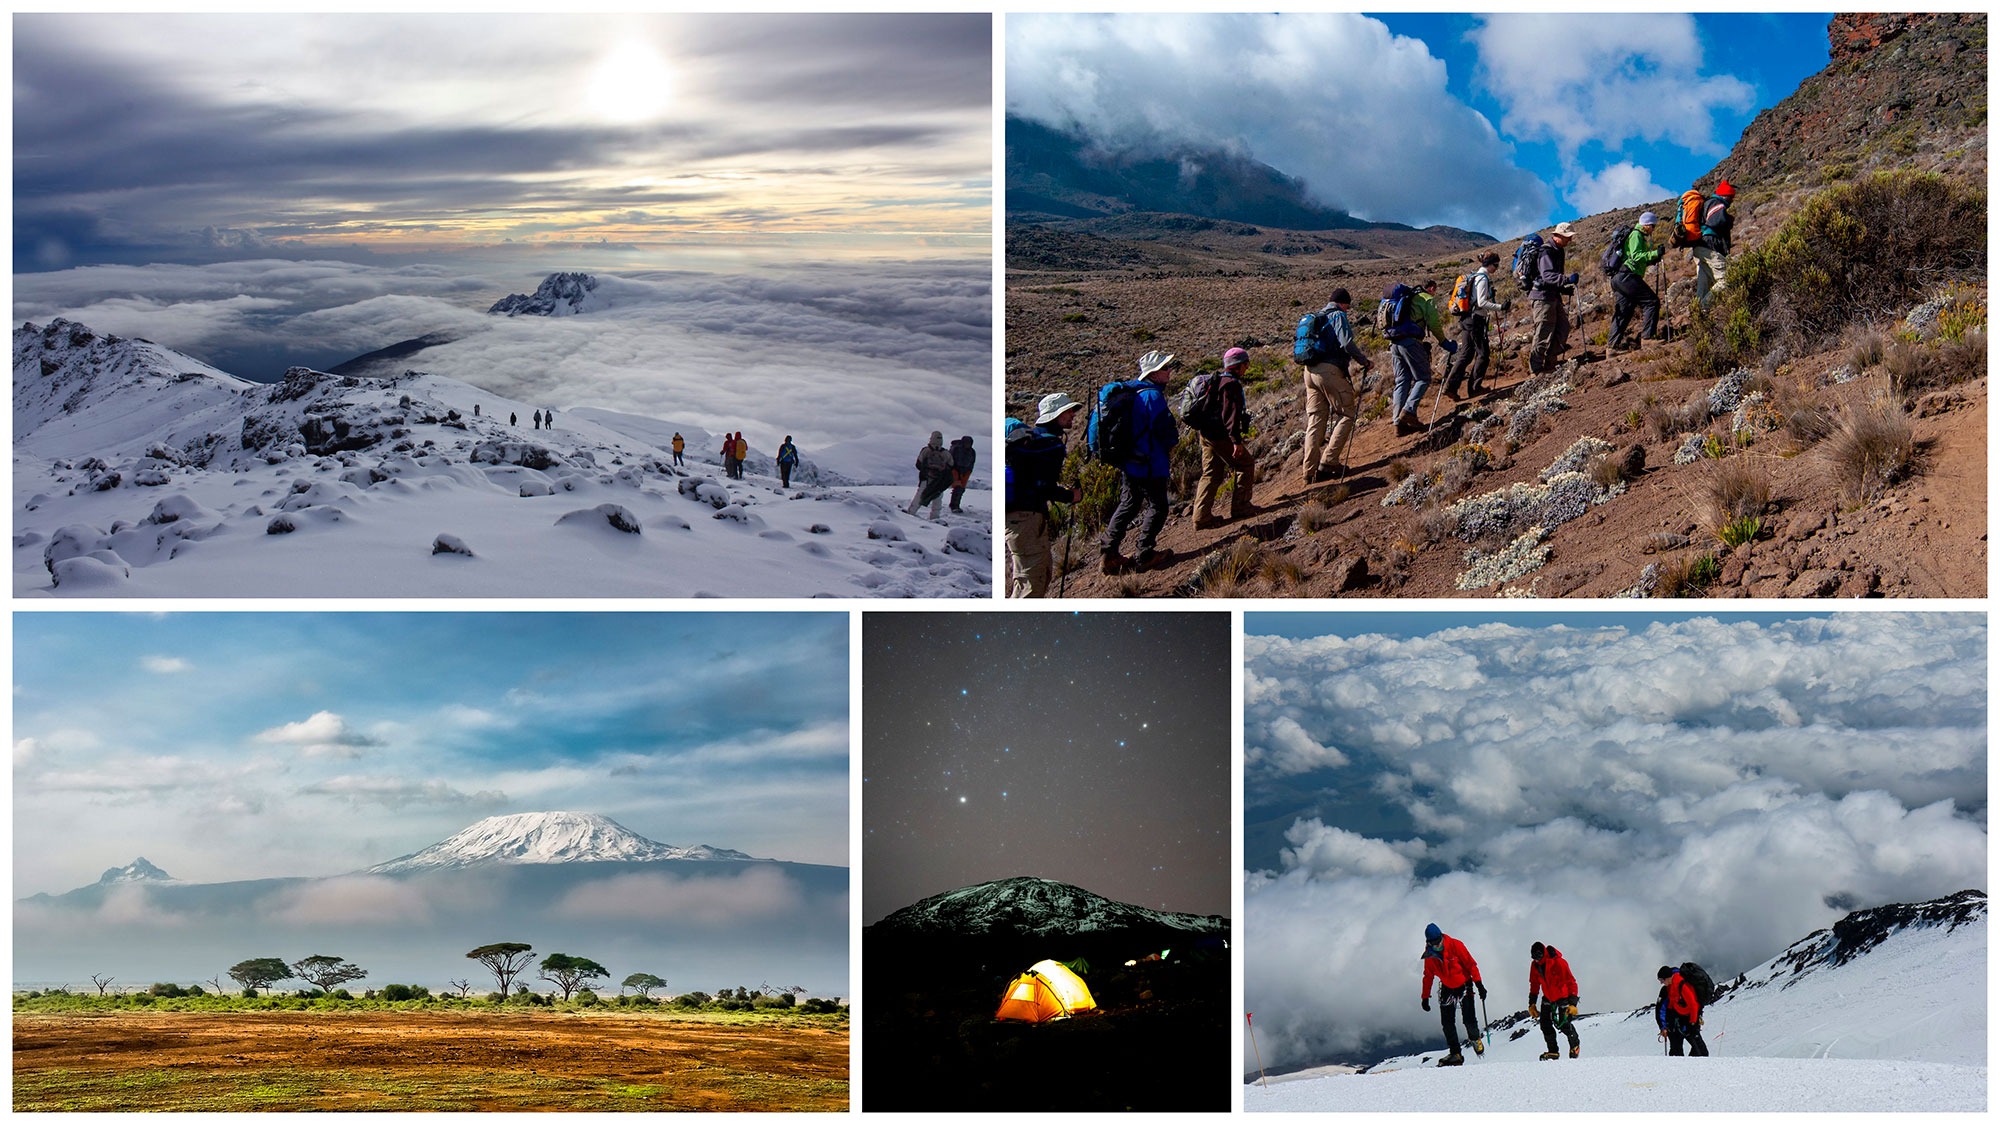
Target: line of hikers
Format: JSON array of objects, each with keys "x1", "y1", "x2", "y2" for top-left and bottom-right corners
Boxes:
[
  {"x1": 1003, "y1": 180, "x2": 1738, "y2": 596},
  {"x1": 669, "y1": 431, "x2": 801, "y2": 486},
  {"x1": 1420, "y1": 924, "x2": 1714, "y2": 1067},
  {"x1": 907, "y1": 431, "x2": 977, "y2": 519}
]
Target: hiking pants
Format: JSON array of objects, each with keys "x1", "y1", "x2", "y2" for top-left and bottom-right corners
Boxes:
[
  {"x1": 1102, "y1": 473, "x2": 1169, "y2": 559},
  {"x1": 1443, "y1": 314, "x2": 1490, "y2": 395},
  {"x1": 1664, "y1": 1013, "x2": 1708, "y2": 1056},
  {"x1": 780, "y1": 464, "x2": 793, "y2": 488},
  {"x1": 1193, "y1": 435, "x2": 1255, "y2": 522},
  {"x1": 1610, "y1": 270, "x2": 1660, "y2": 344},
  {"x1": 1390, "y1": 340, "x2": 1432, "y2": 420},
  {"x1": 1438, "y1": 984, "x2": 1480, "y2": 1052},
  {"x1": 1005, "y1": 510, "x2": 1052, "y2": 598},
  {"x1": 1529, "y1": 297, "x2": 1568, "y2": 373},
  {"x1": 1302, "y1": 363, "x2": 1358, "y2": 476},
  {"x1": 1539, "y1": 997, "x2": 1581, "y2": 1054},
  {"x1": 672, "y1": 450, "x2": 684, "y2": 466},
  {"x1": 1692, "y1": 245, "x2": 1728, "y2": 308},
  {"x1": 950, "y1": 469, "x2": 970, "y2": 511}
]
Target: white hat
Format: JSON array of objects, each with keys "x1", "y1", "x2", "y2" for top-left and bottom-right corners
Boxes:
[
  {"x1": 1638, "y1": 211, "x2": 1658, "y2": 227},
  {"x1": 1137, "y1": 350, "x2": 1177, "y2": 378},
  {"x1": 1551, "y1": 221, "x2": 1577, "y2": 239},
  {"x1": 1035, "y1": 392, "x2": 1084, "y2": 424}
]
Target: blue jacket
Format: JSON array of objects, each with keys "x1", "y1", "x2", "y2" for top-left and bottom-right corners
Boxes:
[{"x1": 1125, "y1": 381, "x2": 1178, "y2": 480}]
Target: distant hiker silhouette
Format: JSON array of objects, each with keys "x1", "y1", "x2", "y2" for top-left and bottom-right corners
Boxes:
[
  {"x1": 671, "y1": 432, "x2": 685, "y2": 466},
  {"x1": 510, "y1": 411, "x2": 518, "y2": 427}
]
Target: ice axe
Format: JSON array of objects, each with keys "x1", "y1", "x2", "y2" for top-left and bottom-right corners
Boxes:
[{"x1": 1247, "y1": 1012, "x2": 1269, "y2": 1087}]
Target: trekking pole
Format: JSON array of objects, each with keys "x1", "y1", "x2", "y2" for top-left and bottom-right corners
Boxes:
[
  {"x1": 1056, "y1": 500, "x2": 1075, "y2": 598},
  {"x1": 1247, "y1": 1012, "x2": 1269, "y2": 1087},
  {"x1": 1479, "y1": 991, "x2": 1492, "y2": 1050}
]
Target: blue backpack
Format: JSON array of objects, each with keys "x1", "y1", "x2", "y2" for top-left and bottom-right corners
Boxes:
[
  {"x1": 1377, "y1": 283, "x2": 1422, "y2": 341},
  {"x1": 1086, "y1": 380, "x2": 1144, "y2": 465},
  {"x1": 1512, "y1": 233, "x2": 1545, "y2": 292},
  {"x1": 1294, "y1": 311, "x2": 1329, "y2": 365}
]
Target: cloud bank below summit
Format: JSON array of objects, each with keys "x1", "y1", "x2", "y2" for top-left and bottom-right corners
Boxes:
[{"x1": 1243, "y1": 614, "x2": 1987, "y2": 1070}]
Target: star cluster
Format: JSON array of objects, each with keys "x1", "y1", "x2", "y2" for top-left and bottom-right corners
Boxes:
[{"x1": 864, "y1": 612, "x2": 1230, "y2": 921}]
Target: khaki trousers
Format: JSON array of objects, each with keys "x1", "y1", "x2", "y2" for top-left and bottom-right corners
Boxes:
[
  {"x1": 1302, "y1": 363, "x2": 1358, "y2": 475},
  {"x1": 1005, "y1": 510, "x2": 1051, "y2": 598},
  {"x1": 1193, "y1": 435, "x2": 1255, "y2": 521}
]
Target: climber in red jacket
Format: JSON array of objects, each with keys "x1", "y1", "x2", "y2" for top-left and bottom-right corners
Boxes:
[
  {"x1": 1419, "y1": 923, "x2": 1486, "y2": 1066},
  {"x1": 1529, "y1": 941, "x2": 1582, "y2": 1060}
]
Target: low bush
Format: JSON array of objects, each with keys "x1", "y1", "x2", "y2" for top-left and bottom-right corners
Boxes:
[{"x1": 1826, "y1": 390, "x2": 1916, "y2": 504}]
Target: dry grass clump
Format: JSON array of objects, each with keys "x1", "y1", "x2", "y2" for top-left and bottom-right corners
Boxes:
[
  {"x1": 1296, "y1": 502, "x2": 1334, "y2": 534},
  {"x1": 1886, "y1": 331, "x2": 1988, "y2": 400},
  {"x1": 1825, "y1": 390, "x2": 1916, "y2": 504},
  {"x1": 1385, "y1": 459, "x2": 1413, "y2": 484},
  {"x1": 1190, "y1": 536, "x2": 1266, "y2": 596},
  {"x1": 1588, "y1": 452, "x2": 1627, "y2": 491},
  {"x1": 1647, "y1": 395, "x2": 1713, "y2": 443},
  {"x1": 1705, "y1": 457, "x2": 1774, "y2": 525},
  {"x1": 1654, "y1": 552, "x2": 1722, "y2": 597}
]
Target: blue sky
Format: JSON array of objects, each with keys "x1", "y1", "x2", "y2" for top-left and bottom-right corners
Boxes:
[
  {"x1": 1008, "y1": 13, "x2": 1832, "y2": 236},
  {"x1": 14, "y1": 613, "x2": 850, "y2": 891}
]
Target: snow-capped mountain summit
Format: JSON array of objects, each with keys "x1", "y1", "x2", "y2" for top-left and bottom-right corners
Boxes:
[
  {"x1": 365, "y1": 811, "x2": 755, "y2": 873},
  {"x1": 488, "y1": 272, "x2": 605, "y2": 317},
  {"x1": 97, "y1": 857, "x2": 174, "y2": 885},
  {"x1": 871, "y1": 876, "x2": 1226, "y2": 940},
  {"x1": 14, "y1": 319, "x2": 252, "y2": 455}
]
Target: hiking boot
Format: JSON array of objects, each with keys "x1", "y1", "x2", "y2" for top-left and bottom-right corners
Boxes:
[
  {"x1": 1570, "y1": 1045, "x2": 1580, "y2": 1059},
  {"x1": 1470, "y1": 1037, "x2": 1484, "y2": 1056},
  {"x1": 1192, "y1": 515, "x2": 1223, "y2": 531},
  {"x1": 1100, "y1": 550, "x2": 1129, "y2": 576},
  {"x1": 1134, "y1": 548, "x2": 1172, "y2": 572},
  {"x1": 1395, "y1": 412, "x2": 1421, "y2": 436},
  {"x1": 1437, "y1": 1051, "x2": 1464, "y2": 1067},
  {"x1": 1539, "y1": 1051, "x2": 1560, "y2": 1061}
]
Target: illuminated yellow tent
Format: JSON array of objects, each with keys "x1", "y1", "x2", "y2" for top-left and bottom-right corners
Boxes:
[{"x1": 994, "y1": 959, "x2": 1096, "y2": 1023}]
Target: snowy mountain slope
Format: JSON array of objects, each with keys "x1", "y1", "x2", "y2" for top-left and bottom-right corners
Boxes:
[
  {"x1": 1251, "y1": 1056, "x2": 1984, "y2": 1112},
  {"x1": 871, "y1": 876, "x2": 1226, "y2": 940},
  {"x1": 96, "y1": 857, "x2": 175, "y2": 886},
  {"x1": 1258, "y1": 892, "x2": 1986, "y2": 1110},
  {"x1": 366, "y1": 811, "x2": 755, "y2": 873},
  {"x1": 14, "y1": 318, "x2": 991, "y2": 597}
]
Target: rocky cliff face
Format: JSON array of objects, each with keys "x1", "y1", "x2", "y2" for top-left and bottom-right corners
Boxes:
[{"x1": 1714, "y1": 13, "x2": 1986, "y2": 189}]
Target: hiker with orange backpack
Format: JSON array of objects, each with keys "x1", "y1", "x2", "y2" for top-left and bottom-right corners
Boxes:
[
  {"x1": 1528, "y1": 942, "x2": 1582, "y2": 1061},
  {"x1": 1420, "y1": 923, "x2": 1487, "y2": 1066},
  {"x1": 1694, "y1": 181, "x2": 1736, "y2": 307},
  {"x1": 1442, "y1": 251, "x2": 1508, "y2": 399}
]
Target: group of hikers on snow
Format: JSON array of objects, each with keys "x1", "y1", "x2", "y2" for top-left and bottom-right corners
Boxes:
[
  {"x1": 1417, "y1": 924, "x2": 1715, "y2": 1066},
  {"x1": 1002, "y1": 179, "x2": 1738, "y2": 596},
  {"x1": 907, "y1": 431, "x2": 977, "y2": 519}
]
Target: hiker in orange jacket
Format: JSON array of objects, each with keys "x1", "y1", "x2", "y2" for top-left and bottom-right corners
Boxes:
[
  {"x1": 1529, "y1": 942, "x2": 1582, "y2": 1060},
  {"x1": 1420, "y1": 923, "x2": 1486, "y2": 1065},
  {"x1": 1656, "y1": 965, "x2": 1710, "y2": 1056}
]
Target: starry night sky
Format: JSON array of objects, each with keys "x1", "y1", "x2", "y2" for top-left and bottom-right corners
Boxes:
[{"x1": 864, "y1": 612, "x2": 1231, "y2": 922}]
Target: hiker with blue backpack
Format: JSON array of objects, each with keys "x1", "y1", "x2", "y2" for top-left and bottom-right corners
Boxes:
[
  {"x1": 776, "y1": 435, "x2": 800, "y2": 488},
  {"x1": 1526, "y1": 222, "x2": 1581, "y2": 374},
  {"x1": 1294, "y1": 287, "x2": 1373, "y2": 486},
  {"x1": 1379, "y1": 279, "x2": 1456, "y2": 436},
  {"x1": 1656, "y1": 964, "x2": 1712, "y2": 1056},
  {"x1": 1187, "y1": 347, "x2": 1256, "y2": 531},
  {"x1": 1004, "y1": 394, "x2": 1083, "y2": 598},
  {"x1": 1607, "y1": 212, "x2": 1665, "y2": 351},
  {"x1": 1441, "y1": 252, "x2": 1509, "y2": 400},
  {"x1": 1094, "y1": 350, "x2": 1180, "y2": 575}
]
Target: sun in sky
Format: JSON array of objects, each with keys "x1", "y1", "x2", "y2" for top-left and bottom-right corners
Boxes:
[{"x1": 586, "y1": 42, "x2": 674, "y2": 122}]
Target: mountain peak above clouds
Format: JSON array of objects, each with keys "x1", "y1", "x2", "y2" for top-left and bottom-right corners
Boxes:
[
  {"x1": 364, "y1": 811, "x2": 755, "y2": 873},
  {"x1": 872, "y1": 874, "x2": 1227, "y2": 939},
  {"x1": 488, "y1": 272, "x2": 605, "y2": 317},
  {"x1": 97, "y1": 856, "x2": 174, "y2": 885}
]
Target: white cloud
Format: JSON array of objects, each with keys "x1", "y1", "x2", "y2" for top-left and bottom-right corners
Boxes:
[
  {"x1": 15, "y1": 737, "x2": 41, "y2": 766},
  {"x1": 1249, "y1": 715, "x2": 1349, "y2": 775},
  {"x1": 1567, "y1": 161, "x2": 1671, "y2": 216},
  {"x1": 141, "y1": 655, "x2": 192, "y2": 674},
  {"x1": 1243, "y1": 614, "x2": 1987, "y2": 1070},
  {"x1": 264, "y1": 876, "x2": 434, "y2": 926},
  {"x1": 553, "y1": 867, "x2": 805, "y2": 926},
  {"x1": 1006, "y1": 13, "x2": 1551, "y2": 238},
  {"x1": 296, "y1": 775, "x2": 505, "y2": 810},
  {"x1": 253, "y1": 710, "x2": 384, "y2": 758},
  {"x1": 1472, "y1": 14, "x2": 1757, "y2": 155}
]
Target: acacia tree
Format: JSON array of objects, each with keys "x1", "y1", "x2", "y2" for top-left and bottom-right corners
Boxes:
[
  {"x1": 446, "y1": 978, "x2": 474, "y2": 999},
  {"x1": 291, "y1": 955, "x2": 366, "y2": 996},
  {"x1": 229, "y1": 957, "x2": 292, "y2": 994},
  {"x1": 621, "y1": 972, "x2": 666, "y2": 1000},
  {"x1": 89, "y1": 974, "x2": 114, "y2": 996},
  {"x1": 538, "y1": 953, "x2": 609, "y2": 1002},
  {"x1": 467, "y1": 942, "x2": 534, "y2": 997}
]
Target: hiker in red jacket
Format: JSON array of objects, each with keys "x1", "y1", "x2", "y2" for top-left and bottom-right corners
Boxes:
[
  {"x1": 1529, "y1": 942, "x2": 1582, "y2": 1060},
  {"x1": 1419, "y1": 923, "x2": 1486, "y2": 1065},
  {"x1": 1656, "y1": 965, "x2": 1710, "y2": 1056}
]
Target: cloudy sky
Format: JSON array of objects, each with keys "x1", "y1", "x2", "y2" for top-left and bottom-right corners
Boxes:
[
  {"x1": 14, "y1": 612, "x2": 851, "y2": 893},
  {"x1": 864, "y1": 612, "x2": 1231, "y2": 922},
  {"x1": 13, "y1": 14, "x2": 990, "y2": 454},
  {"x1": 1008, "y1": 12, "x2": 1829, "y2": 236},
  {"x1": 1242, "y1": 612, "x2": 1986, "y2": 1070}
]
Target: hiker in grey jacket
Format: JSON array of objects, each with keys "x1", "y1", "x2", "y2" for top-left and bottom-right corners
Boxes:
[
  {"x1": 1301, "y1": 288, "x2": 1374, "y2": 485},
  {"x1": 1443, "y1": 252, "x2": 1508, "y2": 399},
  {"x1": 1528, "y1": 223, "x2": 1580, "y2": 374},
  {"x1": 908, "y1": 431, "x2": 955, "y2": 519}
]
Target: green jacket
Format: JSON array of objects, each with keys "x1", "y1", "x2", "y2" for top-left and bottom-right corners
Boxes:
[
  {"x1": 1622, "y1": 226, "x2": 1664, "y2": 275},
  {"x1": 1413, "y1": 291, "x2": 1451, "y2": 345}
]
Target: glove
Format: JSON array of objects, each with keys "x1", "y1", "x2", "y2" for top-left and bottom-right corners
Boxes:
[
  {"x1": 1476, "y1": 981, "x2": 1487, "y2": 1000},
  {"x1": 1421, "y1": 996, "x2": 1431, "y2": 1012},
  {"x1": 1567, "y1": 273, "x2": 1580, "y2": 287},
  {"x1": 1501, "y1": 297, "x2": 1514, "y2": 312},
  {"x1": 1528, "y1": 1000, "x2": 1539, "y2": 1017},
  {"x1": 1567, "y1": 1004, "x2": 1579, "y2": 1019}
]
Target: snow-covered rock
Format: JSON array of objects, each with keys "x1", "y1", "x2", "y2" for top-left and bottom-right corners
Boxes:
[
  {"x1": 487, "y1": 272, "x2": 605, "y2": 317},
  {"x1": 97, "y1": 857, "x2": 175, "y2": 886},
  {"x1": 365, "y1": 811, "x2": 756, "y2": 873}
]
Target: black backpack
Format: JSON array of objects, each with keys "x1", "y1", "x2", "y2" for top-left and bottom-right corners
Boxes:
[
  {"x1": 1086, "y1": 379, "x2": 1143, "y2": 465},
  {"x1": 1679, "y1": 962, "x2": 1716, "y2": 1008},
  {"x1": 1601, "y1": 225, "x2": 1633, "y2": 276},
  {"x1": 1174, "y1": 370, "x2": 1227, "y2": 431}
]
